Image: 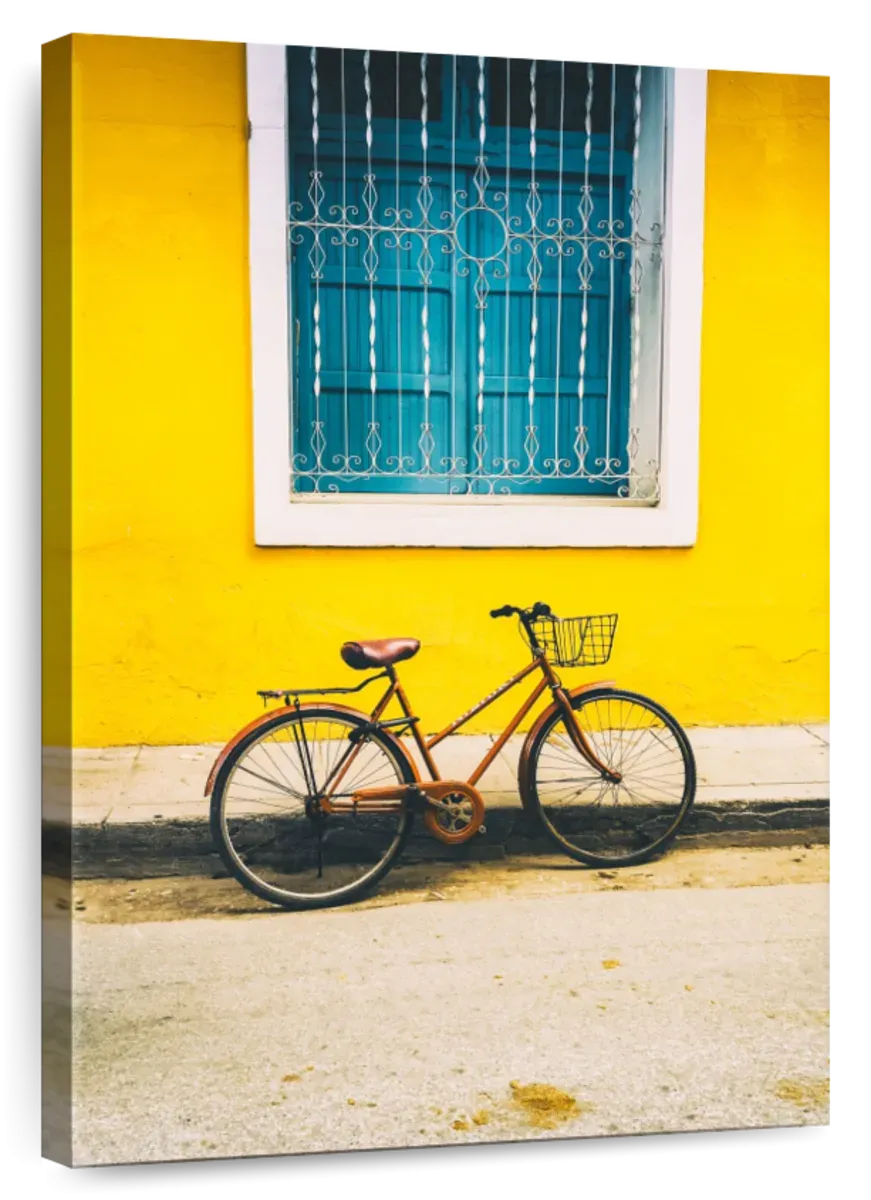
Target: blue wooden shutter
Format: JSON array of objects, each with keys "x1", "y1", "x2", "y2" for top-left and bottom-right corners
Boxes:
[{"x1": 287, "y1": 51, "x2": 657, "y2": 497}]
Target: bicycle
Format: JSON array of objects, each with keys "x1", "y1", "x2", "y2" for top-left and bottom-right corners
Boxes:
[{"x1": 206, "y1": 602, "x2": 696, "y2": 911}]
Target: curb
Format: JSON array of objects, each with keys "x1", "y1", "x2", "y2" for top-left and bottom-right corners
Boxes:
[{"x1": 44, "y1": 798, "x2": 830, "y2": 880}]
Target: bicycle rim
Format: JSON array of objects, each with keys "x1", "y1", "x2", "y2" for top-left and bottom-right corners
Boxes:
[{"x1": 531, "y1": 689, "x2": 695, "y2": 865}]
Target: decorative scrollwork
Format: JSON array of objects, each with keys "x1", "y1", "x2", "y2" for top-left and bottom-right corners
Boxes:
[{"x1": 288, "y1": 51, "x2": 664, "y2": 500}]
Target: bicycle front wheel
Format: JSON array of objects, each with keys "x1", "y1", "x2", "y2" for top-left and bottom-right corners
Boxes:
[
  {"x1": 210, "y1": 706, "x2": 416, "y2": 910},
  {"x1": 526, "y1": 688, "x2": 696, "y2": 867}
]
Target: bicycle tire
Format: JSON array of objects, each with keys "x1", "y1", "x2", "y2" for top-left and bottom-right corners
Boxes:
[
  {"x1": 524, "y1": 687, "x2": 696, "y2": 867},
  {"x1": 210, "y1": 705, "x2": 416, "y2": 911}
]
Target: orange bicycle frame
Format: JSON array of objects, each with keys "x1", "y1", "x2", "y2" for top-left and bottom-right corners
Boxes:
[{"x1": 319, "y1": 653, "x2": 618, "y2": 814}]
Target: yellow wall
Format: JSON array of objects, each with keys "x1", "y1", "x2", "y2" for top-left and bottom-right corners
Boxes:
[{"x1": 52, "y1": 35, "x2": 829, "y2": 747}]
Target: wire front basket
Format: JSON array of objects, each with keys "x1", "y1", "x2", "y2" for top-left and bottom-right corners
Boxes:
[{"x1": 525, "y1": 613, "x2": 618, "y2": 667}]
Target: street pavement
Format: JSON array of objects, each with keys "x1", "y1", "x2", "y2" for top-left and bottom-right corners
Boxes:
[{"x1": 67, "y1": 875, "x2": 829, "y2": 1165}]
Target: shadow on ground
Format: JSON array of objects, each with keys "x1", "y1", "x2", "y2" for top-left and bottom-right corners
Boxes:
[{"x1": 47, "y1": 841, "x2": 829, "y2": 925}]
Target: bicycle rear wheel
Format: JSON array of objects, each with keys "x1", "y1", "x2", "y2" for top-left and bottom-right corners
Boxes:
[
  {"x1": 210, "y1": 706, "x2": 415, "y2": 910},
  {"x1": 525, "y1": 688, "x2": 696, "y2": 867}
]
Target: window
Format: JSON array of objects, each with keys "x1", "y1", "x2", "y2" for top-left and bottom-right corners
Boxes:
[{"x1": 248, "y1": 45, "x2": 706, "y2": 545}]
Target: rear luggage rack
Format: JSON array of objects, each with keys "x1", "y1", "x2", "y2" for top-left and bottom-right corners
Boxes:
[{"x1": 257, "y1": 671, "x2": 390, "y2": 706}]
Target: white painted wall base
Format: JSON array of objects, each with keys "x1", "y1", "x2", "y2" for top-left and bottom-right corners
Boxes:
[{"x1": 44, "y1": 725, "x2": 829, "y2": 826}]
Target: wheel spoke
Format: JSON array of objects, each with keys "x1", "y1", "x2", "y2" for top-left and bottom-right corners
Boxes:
[{"x1": 234, "y1": 762, "x2": 303, "y2": 799}]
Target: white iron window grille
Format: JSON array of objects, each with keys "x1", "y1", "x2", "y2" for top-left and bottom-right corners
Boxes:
[{"x1": 286, "y1": 50, "x2": 668, "y2": 500}]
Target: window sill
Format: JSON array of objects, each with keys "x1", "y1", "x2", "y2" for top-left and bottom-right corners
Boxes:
[{"x1": 255, "y1": 493, "x2": 698, "y2": 548}]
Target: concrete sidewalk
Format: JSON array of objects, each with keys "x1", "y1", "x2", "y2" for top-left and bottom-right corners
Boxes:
[{"x1": 43, "y1": 724, "x2": 829, "y2": 877}]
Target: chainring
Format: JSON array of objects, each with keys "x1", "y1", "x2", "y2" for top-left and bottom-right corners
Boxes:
[{"x1": 423, "y1": 781, "x2": 486, "y2": 845}]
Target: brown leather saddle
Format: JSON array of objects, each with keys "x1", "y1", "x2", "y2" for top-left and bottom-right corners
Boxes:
[{"x1": 340, "y1": 637, "x2": 420, "y2": 671}]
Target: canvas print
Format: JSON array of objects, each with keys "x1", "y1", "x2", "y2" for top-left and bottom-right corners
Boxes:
[{"x1": 42, "y1": 35, "x2": 829, "y2": 1166}]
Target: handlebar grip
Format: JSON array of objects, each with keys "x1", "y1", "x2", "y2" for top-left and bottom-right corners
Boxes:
[{"x1": 490, "y1": 605, "x2": 514, "y2": 618}]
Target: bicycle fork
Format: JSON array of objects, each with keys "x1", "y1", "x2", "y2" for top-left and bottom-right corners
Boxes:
[{"x1": 546, "y1": 671, "x2": 623, "y2": 785}]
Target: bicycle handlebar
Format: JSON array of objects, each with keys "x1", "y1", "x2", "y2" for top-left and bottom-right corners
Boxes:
[{"x1": 490, "y1": 602, "x2": 553, "y2": 620}]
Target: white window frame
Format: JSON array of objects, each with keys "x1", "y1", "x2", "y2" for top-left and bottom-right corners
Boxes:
[{"x1": 248, "y1": 44, "x2": 706, "y2": 548}]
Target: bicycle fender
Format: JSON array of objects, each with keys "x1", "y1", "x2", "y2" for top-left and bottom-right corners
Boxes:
[
  {"x1": 516, "y1": 680, "x2": 617, "y2": 814},
  {"x1": 204, "y1": 701, "x2": 420, "y2": 796}
]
